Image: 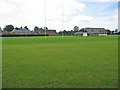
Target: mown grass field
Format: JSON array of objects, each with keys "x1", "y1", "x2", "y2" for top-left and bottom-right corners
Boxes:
[{"x1": 2, "y1": 36, "x2": 118, "y2": 88}]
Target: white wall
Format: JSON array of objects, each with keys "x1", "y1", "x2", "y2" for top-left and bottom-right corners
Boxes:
[{"x1": 83, "y1": 33, "x2": 87, "y2": 36}]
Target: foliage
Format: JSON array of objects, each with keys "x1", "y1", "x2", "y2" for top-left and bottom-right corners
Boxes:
[
  {"x1": 15, "y1": 27, "x2": 20, "y2": 30},
  {"x1": 3, "y1": 25, "x2": 14, "y2": 32},
  {"x1": 34, "y1": 26, "x2": 40, "y2": 31},
  {"x1": 24, "y1": 26, "x2": 29, "y2": 30},
  {"x1": 58, "y1": 30, "x2": 74, "y2": 36},
  {"x1": 44, "y1": 27, "x2": 48, "y2": 30},
  {"x1": 20, "y1": 26, "x2": 23, "y2": 30},
  {"x1": 79, "y1": 28, "x2": 84, "y2": 32},
  {"x1": 73, "y1": 26, "x2": 79, "y2": 32}
]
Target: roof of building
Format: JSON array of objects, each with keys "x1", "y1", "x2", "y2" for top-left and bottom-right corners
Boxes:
[
  {"x1": 12, "y1": 29, "x2": 31, "y2": 33},
  {"x1": 34, "y1": 29, "x2": 56, "y2": 33},
  {"x1": 84, "y1": 28, "x2": 106, "y2": 33},
  {"x1": 85, "y1": 27, "x2": 105, "y2": 29},
  {"x1": 74, "y1": 31, "x2": 107, "y2": 34}
]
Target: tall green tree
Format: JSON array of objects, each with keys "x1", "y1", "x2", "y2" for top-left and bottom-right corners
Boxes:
[
  {"x1": 115, "y1": 29, "x2": 118, "y2": 33},
  {"x1": 15, "y1": 27, "x2": 20, "y2": 30},
  {"x1": 105, "y1": 29, "x2": 111, "y2": 35},
  {"x1": 71, "y1": 30, "x2": 74, "y2": 36},
  {"x1": 20, "y1": 26, "x2": 23, "y2": 30},
  {"x1": 58, "y1": 31, "x2": 63, "y2": 36},
  {"x1": 34, "y1": 26, "x2": 39, "y2": 31},
  {"x1": 111, "y1": 30, "x2": 115, "y2": 34},
  {"x1": 79, "y1": 28, "x2": 84, "y2": 32},
  {"x1": 44, "y1": 27, "x2": 48, "y2": 30},
  {"x1": 0, "y1": 27, "x2": 2, "y2": 31},
  {"x1": 40, "y1": 28, "x2": 43, "y2": 30},
  {"x1": 63, "y1": 30, "x2": 67, "y2": 36},
  {"x1": 0, "y1": 27, "x2": 2, "y2": 33},
  {"x1": 3, "y1": 25, "x2": 14, "y2": 32},
  {"x1": 73, "y1": 26, "x2": 79, "y2": 32},
  {"x1": 24, "y1": 26, "x2": 29, "y2": 30}
]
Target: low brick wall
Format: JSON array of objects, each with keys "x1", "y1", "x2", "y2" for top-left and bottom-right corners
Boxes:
[{"x1": 1, "y1": 34, "x2": 49, "y2": 37}]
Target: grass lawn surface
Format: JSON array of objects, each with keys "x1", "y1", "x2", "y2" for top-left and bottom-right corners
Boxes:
[{"x1": 2, "y1": 36, "x2": 118, "y2": 88}]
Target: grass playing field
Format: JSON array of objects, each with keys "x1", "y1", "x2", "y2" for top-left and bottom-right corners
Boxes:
[{"x1": 2, "y1": 36, "x2": 118, "y2": 88}]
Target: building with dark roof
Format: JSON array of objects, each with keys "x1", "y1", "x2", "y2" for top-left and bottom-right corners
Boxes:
[
  {"x1": 34, "y1": 28, "x2": 57, "y2": 36},
  {"x1": 74, "y1": 28, "x2": 107, "y2": 36}
]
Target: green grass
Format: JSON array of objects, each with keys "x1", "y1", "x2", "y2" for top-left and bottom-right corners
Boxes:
[{"x1": 2, "y1": 36, "x2": 118, "y2": 88}]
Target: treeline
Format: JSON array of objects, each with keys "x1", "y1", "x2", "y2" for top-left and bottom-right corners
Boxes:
[
  {"x1": 0, "y1": 25, "x2": 29, "y2": 32},
  {"x1": 58, "y1": 26, "x2": 119, "y2": 36},
  {"x1": 0, "y1": 25, "x2": 119, "y2": 35},
  {"x1": 0, "y1": 24, "x2": 49, "y2": 32},
  {"x1": 58, "y1": 26, "x2": 85, "y2": 36}
]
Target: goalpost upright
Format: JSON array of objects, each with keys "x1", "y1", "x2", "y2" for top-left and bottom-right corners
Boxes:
[
  {"x1": 44, "y1": 0, "x2": 46, "y2": 39},
  {"x1": 62, "y1": 0, "x2": 64, "y2": 39}
]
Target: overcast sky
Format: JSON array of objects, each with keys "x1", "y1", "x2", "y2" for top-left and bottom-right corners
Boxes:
[{"x1": 0, "y1": 0, "x2": 119, "y2": 31}]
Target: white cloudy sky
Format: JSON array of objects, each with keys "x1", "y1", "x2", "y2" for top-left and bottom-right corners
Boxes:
[{"x1": 0, "y1": 0, "x2": 119, "y2": 31}]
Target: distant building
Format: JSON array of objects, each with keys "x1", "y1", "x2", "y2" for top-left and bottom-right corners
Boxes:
[
  {"x1": 12, "y1": 28, "x2": 31, "y2": 34},
  {"x1": 74, "y1": 28, "x2": 107, "y2": 36},
  {"x1": 34, "y1": 28, "x2": 57, "y2": 36}
]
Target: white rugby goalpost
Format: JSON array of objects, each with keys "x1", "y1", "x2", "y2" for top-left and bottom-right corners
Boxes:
[
  {"x1": 62, "y1": 0, "x2": 64, "y2": 39},
  {"x1": 44, "y1": 0, "x2": 46, "y2": 39},
  {"x1": 44, "y1": 0, "x2": 64, "y2": 39}
]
